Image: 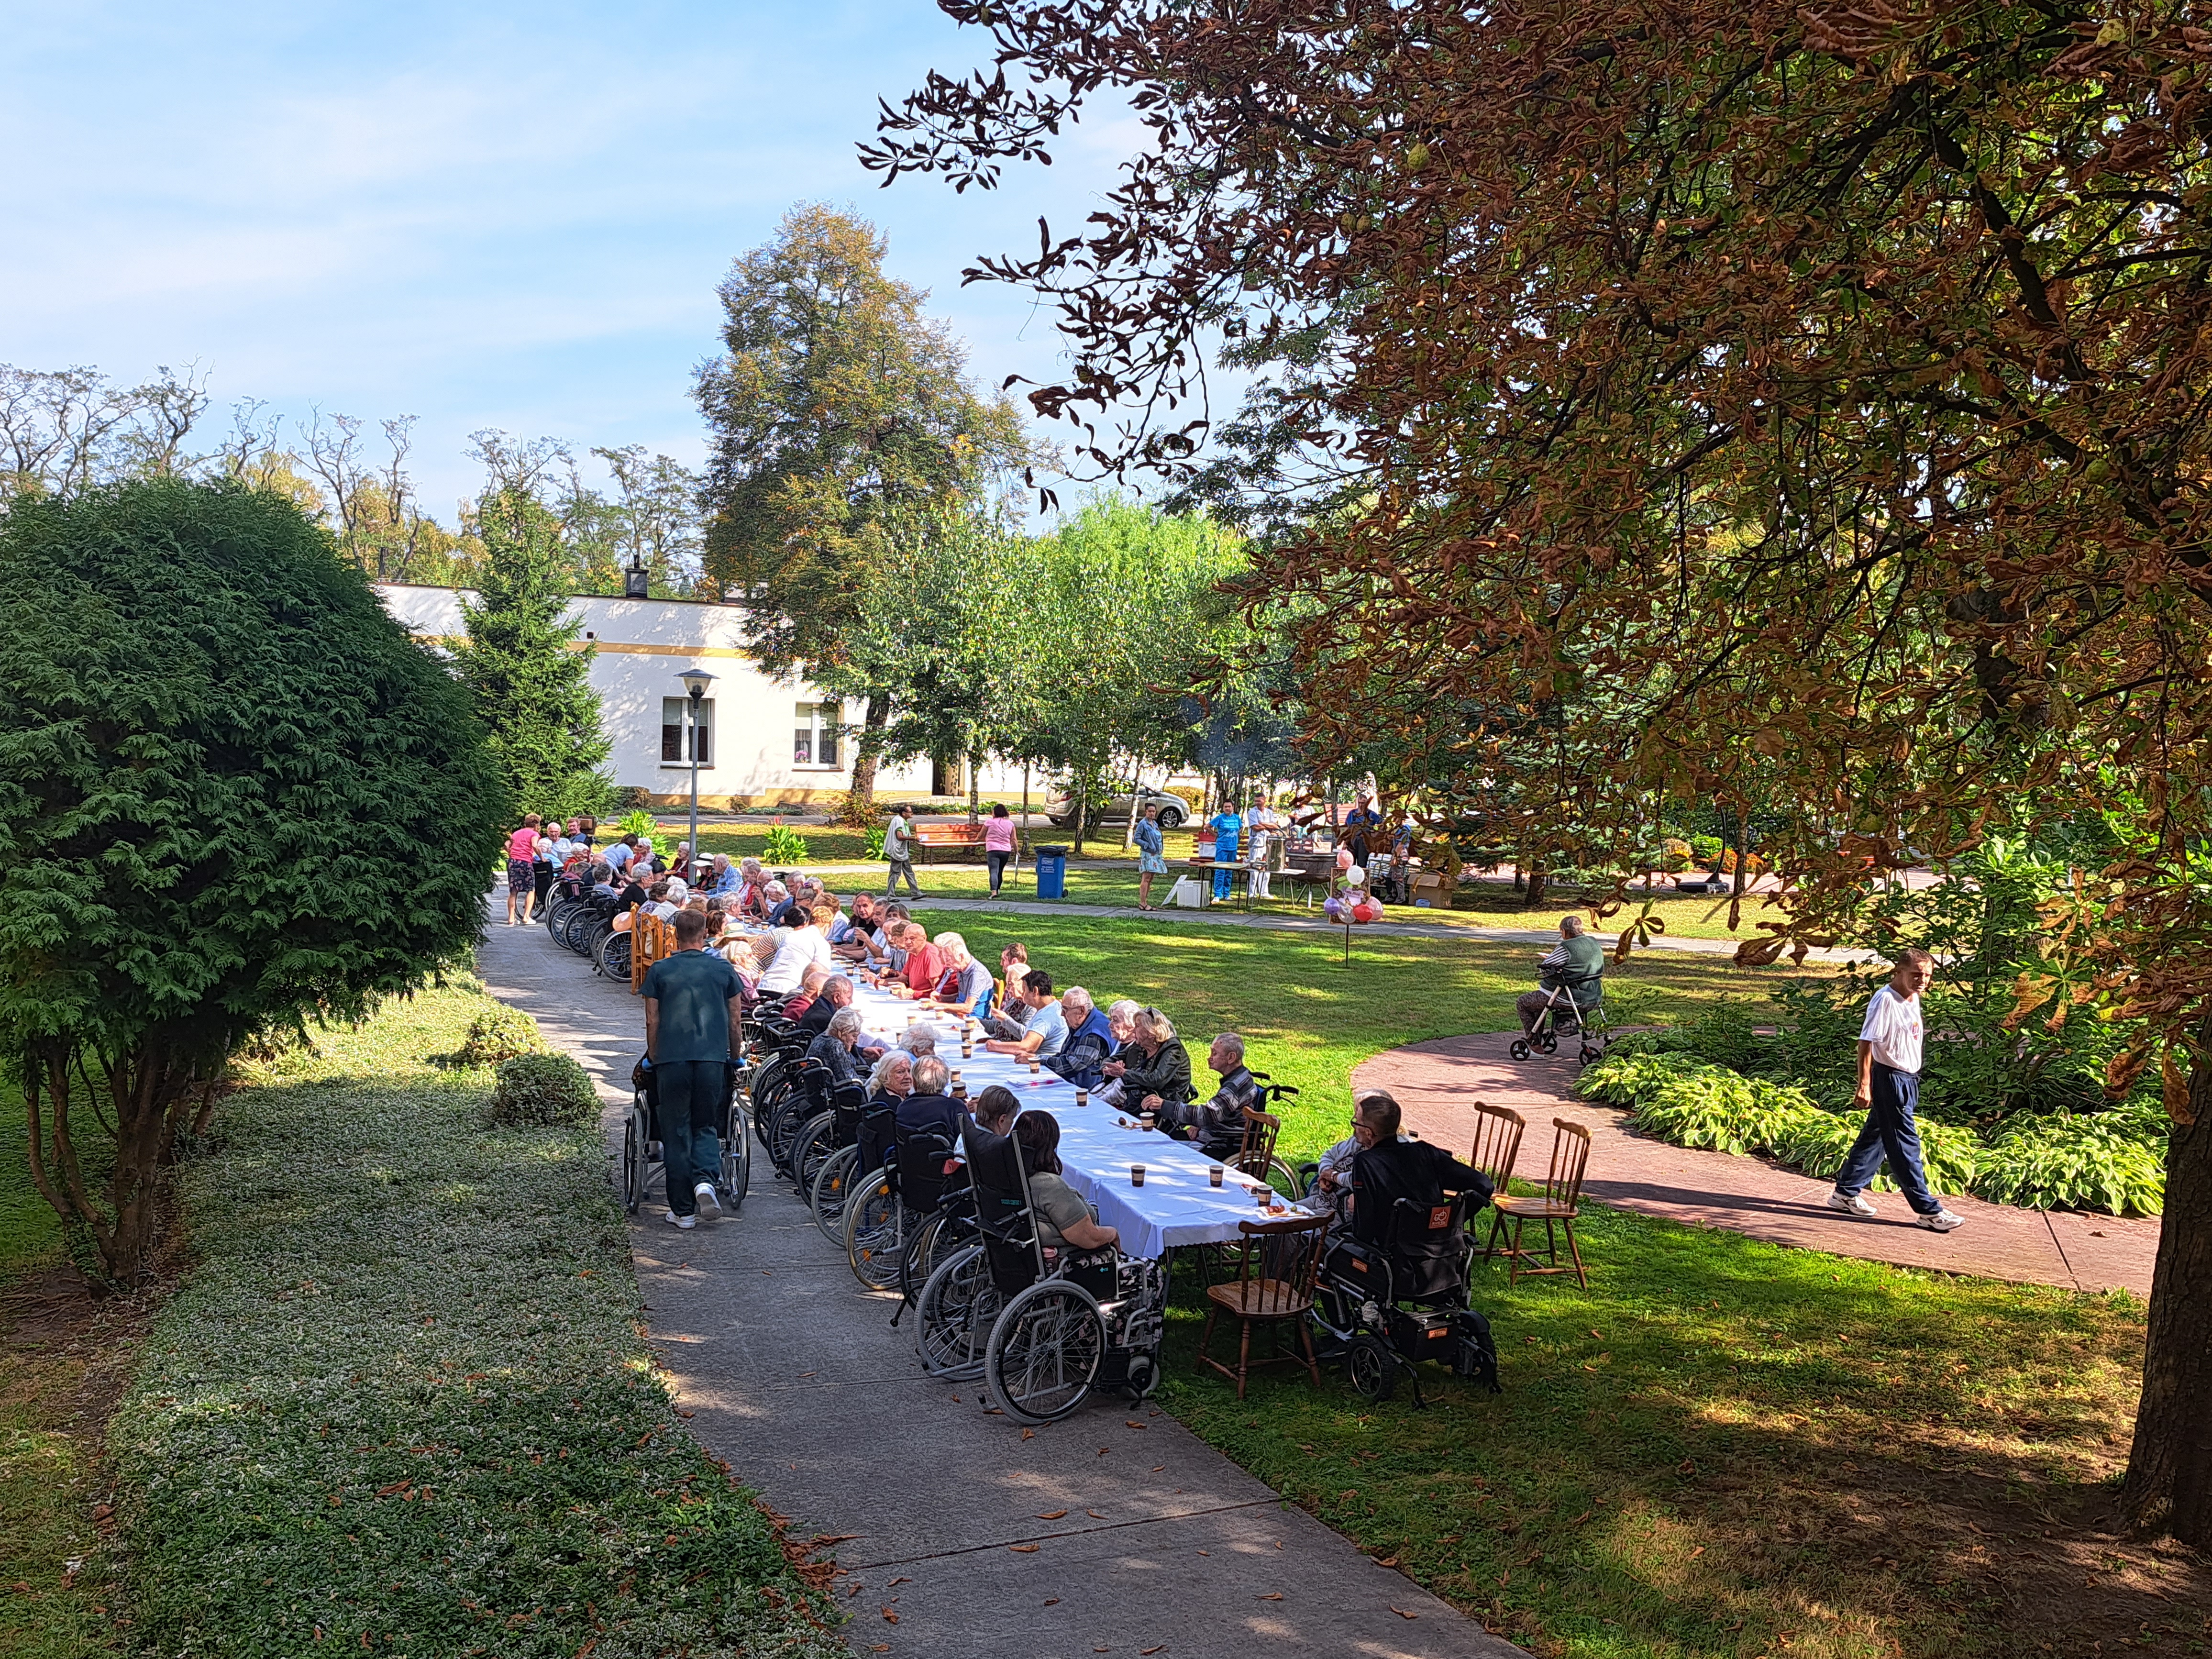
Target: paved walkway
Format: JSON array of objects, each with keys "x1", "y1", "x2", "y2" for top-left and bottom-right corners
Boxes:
[
  {"x1": 1353, "y1": 1037, "x2": 2159, "y2": 1297},
  {"x1": 475, "y1": 918, "x2": 1525, "y2": 1659}
]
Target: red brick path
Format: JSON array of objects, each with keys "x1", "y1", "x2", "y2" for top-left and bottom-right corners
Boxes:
[{"x1": 1352, "y1": 1034, "x2": 2158, "y2": 1297}]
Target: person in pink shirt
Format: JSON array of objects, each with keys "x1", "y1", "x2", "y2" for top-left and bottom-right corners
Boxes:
[
  {"x1": 504, "y1": 815, "x2": 545, "y2": 926},
  {"x1": 983, "y1": 803, "x2": 1018, "y2": 898}
]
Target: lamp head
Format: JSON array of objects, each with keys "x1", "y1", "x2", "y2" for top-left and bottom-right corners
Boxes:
[{"x1": 680, "y1": 668, "x2": 716, "y2": 701}]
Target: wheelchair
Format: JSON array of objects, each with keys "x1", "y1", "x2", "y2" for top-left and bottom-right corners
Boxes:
[
  {"x1": 622, "y1": 1057, "x2": 749, "y2": 1217},
  {"x1": 1509, "y1": 972, "x2": 1609, "y2": 1067},
  {"x1": 844, "y1": 1117, "x2": 970, "y2": 1293},
  {"x1": 1311, "y1": 1189, "x2": 1501, "y2": 1405},
  {"x1": 811, "y1": 1088, "x2": 894, "y2": 1244},
  {"x1": 784, "y1": 1069, "x2": 864, "y2": 1194},
  {"x1": 912, "y1": 1118, "x2": 1166, "y2": 1425}
]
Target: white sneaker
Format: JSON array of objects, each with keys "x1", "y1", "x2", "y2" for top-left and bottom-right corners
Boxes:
[
  {"x1": 694, "y1": 1182, "x2": 721, "y2": 1216},
  {"x1": 664, "y1": 1209, "x2": 697, "y2": 1231},
  {"x1": 1918, "y1": 1207, "x2": 1965, "y2": 1233},
  {"x1": 1825, "y1": 1190, "x2": 1879, "y2": 1218}
]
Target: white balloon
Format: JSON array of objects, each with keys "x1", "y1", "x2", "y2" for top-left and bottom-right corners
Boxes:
[{"x1": 1345, "y1": 865, "x2": 1368, "y2": 886}]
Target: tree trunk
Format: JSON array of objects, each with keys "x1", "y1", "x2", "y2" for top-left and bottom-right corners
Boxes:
[
  {"x1": 1731, "y1": 808, "x2": 1751, "y2": 900},
  {"x1": 967, "y1": 747, "x2": 982, "y2": 822},
  {"x1": 1525, "y1": 860, "x2": 1549, "y2": 909},
  {"x1": 1123, "y1": 764, "x2": 1142, "y2": 852},
  {"x1": 850, "y1": 695, "x2": 890, "y2": 808},
  {"x1": 1073, "y1": 774, "x2": 1089, "y2": 857},
  {"x1": 2122, "y1": 1047, "x2": 2212, "y2": 1544}
]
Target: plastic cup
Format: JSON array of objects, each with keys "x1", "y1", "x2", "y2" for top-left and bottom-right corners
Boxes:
[
  {"x1": 1208, "y1": 1165, "x2": 1225, "y2": 1188},
  {"x1": 1256, "y1": 1184, "x2": 1272, "y2": 1208},
  {"x1": 1139, "y1": 1111, "x2": 1155, "y2": 1131},
  {"x1": 1131, "y1": 1165, "x2": 1146, "y2": 1187},
  {"x1": 1028, "y1": 1060, "x2": 1040, "y2": 1075},
  {"x1": 1075, "y1": 1089, "x2": 1090, "y2": 1108}
]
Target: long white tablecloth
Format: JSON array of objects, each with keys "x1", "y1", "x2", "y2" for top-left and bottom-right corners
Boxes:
[{"x1": 849, "y1": 984, "x2": 1295, "y2": 1260}]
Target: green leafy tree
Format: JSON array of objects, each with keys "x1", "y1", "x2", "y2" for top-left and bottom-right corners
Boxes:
[
  {"x1": 450, "y1": 487, "x2": 615, "y2": 821},
  {"x1": 693, "y1": 203, "x2": 1029, "y2": 803},
  {"x1": 0, "y1": 479, "x2": 507, "y2": 1284}
]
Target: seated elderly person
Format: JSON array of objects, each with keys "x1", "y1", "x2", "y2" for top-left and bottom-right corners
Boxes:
[
  {"x1": 867, "y1": 1048, "x2": 915, "y2": 1107},
  {"x1": 1046, "y1": 986, "x2": 1116, "y2": 1091},
  {"x1": 1012, "y1": 1111, "x2": 1118, "y2": 1256},
  {"x1": 983, "y1": 942, "x2": 1030, "y2": 1033},
  {"x1": 796, "y1": 973, "x2": 855, "y2": 1036},
  {"x1": 885, "y1": 922, "x2": 943, "y2": 999},
  {"x1": 830, "y1": 893, "x2": 885, "y2": 963},
  {"x1": 769, "y1": 879, "x2": 820, "y2": 931},
  {"x1": 587, "y1": 859, "x2": 619, "y2": 901},
  {"x1": 784, "y1": 962, "x2": 833, "y2": 1020},
  {"x1": 1162, "y1": 1032, "x2": 1261, "y2": 1160},
  {"x1": 705, "y1": 852, "x2": 742, "y2": 897},
  {"x1": 1091, "y1": 999, "x2": 1143, "y2": 1104},
  {"x1": 896, "y1": 1055, "x2": 964, "y2": 1143},
  {"x1": 920, "y1": 931, "x2": 993, "y2": 1020},
  {"x1": 1517, "y1": 914, "x2": 1607, "y2": 1037},
  {"x1": 982, "y1": 970, "x2": 1067, "y2": 1062},
  {"x1": 896, "y1": 1025, "x2": 938, "y2": 1059},
  {"x1": 1343, "y1": 1090, "x2": 1493, "y2": 1245},
  {"x1": 758, "y1": 879, "x2": 791, "y2": 926},
  {"x1": 1106, "y1": 1007, "x2": 1194, "y2": 1120},
  {"x1": 736, "y1": 857, "x2": 769, "y2": 919},
  {"x1": 805, "y1": 1006, "x2": 870, "y2": 1089}
]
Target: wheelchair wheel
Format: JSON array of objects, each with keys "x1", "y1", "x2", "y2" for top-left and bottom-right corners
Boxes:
[
  {"x1": 596, "y1": 929, "x2": 633, "y2": 981},
  {"x1": 1346, "y1": 1333, "x2": 1395, "y2": 1402},
  {"x1": 1508, "y1": 1039, "x2": 1531, "y2": 1062},
  {"x1": 621, "y1": 1102, "x2": 649, "y2": 1215},
  {"x1": 900, "y1": 1211, "x2": 962, "y2": 1307},
  {"x1": 1262, "y1": 1154, "x2": 1306, "y2": 1201},
  {"x1": 810, "y1": 1146, "x2": 859, "y2": 1242},
  {"x1": 916, "y1": 1243, "x2": 997, "y2": 1379},
  {"x1": 844, "y1": 1174, "x2": 904, "y2": 1291},
  {"x1": 767, "y1": 1100, "x2": 815, "y2": 1180},
  {"x1": 790, "y1": 1111, "x2": 840, "y2": 1194},
  {"x1": 984, "y1": 1279, "x2": 1106, "y2": 1426},
  {"x1": 721, "y1": 1101, "x2": 751, "y2": 1213}
]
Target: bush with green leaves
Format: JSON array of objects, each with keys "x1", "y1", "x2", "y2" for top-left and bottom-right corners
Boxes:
[
  {"x1": 762, "y1": 824, "x2": 810, "y2": 864},
  {"x1": 1972, "y1": 1112, "x2": 2167, "y2": 1215},
  {"x1": 1771, "y1": 1110, "x2": 1981, "y2": 1198},
  {"x1": 489, "y1": 1051, "x2": 601, "y2": 1130},
  {"x1": 617, "y1": 807, "x2": 658, "y2": 840},
  {"x1": 449, "y1": 1005, "x2": 544, "y2": 1068},
  {"x1": 1576, "y1": 1049, "x2": 1717, "y2": 1107},
  {"x1": 1635, "y1": 1072, "x2": 1825, "y2": 1158},
  {"x1": 863, "y1": 823, "x2": 888, "y2": 860},
  {"x1": 0, "y1": 478, "x2": 506, "y2": 1283}
]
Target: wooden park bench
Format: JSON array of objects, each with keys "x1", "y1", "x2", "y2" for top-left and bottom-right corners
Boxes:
[{"x1": 909, "y1": 820, "x2": 986, "y2": 864}]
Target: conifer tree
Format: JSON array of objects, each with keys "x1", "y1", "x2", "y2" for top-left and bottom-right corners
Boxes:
[{"x1": 451, "y1": 486, "x2": 612, "y2": 819}]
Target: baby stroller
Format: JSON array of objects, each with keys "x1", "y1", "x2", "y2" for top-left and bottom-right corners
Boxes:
[
  {"x1": 1311, "y1": 1189, "x2": 1502, "y2": 1405},
  {"x1": 912, "y1": 1118, "x2": 1166, "y2": 1423},
  {"x1": 623, "y1": 1057, "x2": 749, "y2": 1217},
  {"x1": 1510, "y1": 971, "x2": 1607, "y2": 1067}
]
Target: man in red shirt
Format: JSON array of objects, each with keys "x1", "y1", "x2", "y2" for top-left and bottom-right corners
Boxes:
[{"x1": 895, "y1": 923, "x2": 944, "y2": 998}]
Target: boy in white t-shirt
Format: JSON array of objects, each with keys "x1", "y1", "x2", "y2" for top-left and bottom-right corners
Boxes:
[{"x1": 1826, "y1": 948, "x2": 1964, "y2": 1232}]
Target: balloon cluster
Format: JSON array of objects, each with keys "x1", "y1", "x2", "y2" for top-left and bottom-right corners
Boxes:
[{"x1": 1324, "y1": 850, "x2": 1384, "y2": 925}]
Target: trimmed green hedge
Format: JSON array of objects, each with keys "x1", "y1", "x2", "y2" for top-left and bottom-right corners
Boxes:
[{"x1": 111, "y1": 985, "x2": 843, "y2": 1658}]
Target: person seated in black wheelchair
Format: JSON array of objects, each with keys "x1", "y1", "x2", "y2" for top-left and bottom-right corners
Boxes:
[
  {"x1": 1012, "y1": 1111, "x2": 1119, "y2": 1260},
  {"x1": 896, "y1": 1056, "x2": 965, "y2": 1143},
  {"x1": 1318, "y1": 1090, "x2": 1501, "y2": 1401},
  {"x1": 1159, "y1": 1032, "x2": 1261, "y2": 1161}
]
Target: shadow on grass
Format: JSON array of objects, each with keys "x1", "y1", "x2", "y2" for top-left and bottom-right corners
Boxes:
[{"x1": 1153, "y1": 1201, "x2": 2198, "y2": 1659}]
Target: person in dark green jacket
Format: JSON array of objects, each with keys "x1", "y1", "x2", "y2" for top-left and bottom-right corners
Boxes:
[
  {"x1": 1516, "y1": 915, "x2": 1607, "y2": 1035},
  {"x1": 1106, "y1": 1007, "x2": 1194, "y2": 1117}
]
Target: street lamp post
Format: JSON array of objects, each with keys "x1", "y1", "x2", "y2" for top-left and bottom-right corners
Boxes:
[{"x1": 680, "y1": 669, "x2": 715, "y2": 885}]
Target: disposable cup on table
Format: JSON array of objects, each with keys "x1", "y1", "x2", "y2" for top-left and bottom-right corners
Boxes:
[
  {"x1": 1209, "y1": 1165, "x2": 1224, "y2": 1187},
  {"x1": 1131, "y1": 1165, "x2": 1145, "y2": 1187}
]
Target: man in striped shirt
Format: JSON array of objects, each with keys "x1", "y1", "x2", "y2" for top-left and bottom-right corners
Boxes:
[{"x1": 1517, "y1": 916, "x2": 1607, "y2": 1036}]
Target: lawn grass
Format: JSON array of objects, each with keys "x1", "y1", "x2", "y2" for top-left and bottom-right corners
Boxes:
[
  {"x1": 1154, "y1": 1206, "x2": 2191, "y2": 1659},
  {"x1": 1, "y1": 1077, "x2": 123, "y2": 1658},
  {"x1": 904, "y1": 909, "x2": 1794, "y2": 1160},
  {"x1": 106, "y1": 982, "x2": 845, "y2": 1658}
]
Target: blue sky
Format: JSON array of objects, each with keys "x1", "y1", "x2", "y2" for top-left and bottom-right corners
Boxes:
[{"x1": 0, "y1": 0, "x2": 1144, "y2": 518}]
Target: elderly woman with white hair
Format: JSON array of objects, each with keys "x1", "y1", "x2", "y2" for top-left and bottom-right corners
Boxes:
[
  {"x1": 1106, "y1": 1006, "x2": 1194, "y2": 1120},
  {"x1": 805, "y1": 1006, "x2": 869, "y2": 1088},
  {"x1": 919, "y1": 930, "x2": 994, "y2": 1020}
]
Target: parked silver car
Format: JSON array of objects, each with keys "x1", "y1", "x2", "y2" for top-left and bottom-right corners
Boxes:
[{"x1": 1046, "y1": 786, "x2": 1188, "y2": 830}]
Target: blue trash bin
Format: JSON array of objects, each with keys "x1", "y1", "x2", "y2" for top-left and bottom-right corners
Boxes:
[{"x1": 1034, "y1": 845, "x2": 1070, "y2": 900}]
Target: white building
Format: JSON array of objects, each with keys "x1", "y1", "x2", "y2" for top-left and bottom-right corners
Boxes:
[{"x1": 376, "y1": 584, "x2": 1033, "y2": 809}]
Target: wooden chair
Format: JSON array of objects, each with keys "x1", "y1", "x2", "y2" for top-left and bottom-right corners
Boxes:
[
  {"x1": 1467, "y1": 1102, "x2": 1526, "y2": 1193},
  {"x1": 1199, "y1": 1212, "x2": 1331, "y2": 1399},
  {"x1": 1232, "y1": 1105, "x2": 1282, "y2": 1184},
  {"x1": 1483, "y1": 1118, "x2": 1592, "y2": 1287}
]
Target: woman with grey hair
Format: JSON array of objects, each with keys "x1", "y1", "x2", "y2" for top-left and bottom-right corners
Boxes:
[
  {"x1": 920, "y1": 930, "x2": 993, "y2": 1019},
  {"x1": 867, "y1": 1048, "x2": 915, "y2": 1101},
  {"x1": 1109, "y1": 1007, "x2": 1194, "y2": 1118},
  {"x1": 806, "y1": 1005, "x2": 867, "y2": 1087}
]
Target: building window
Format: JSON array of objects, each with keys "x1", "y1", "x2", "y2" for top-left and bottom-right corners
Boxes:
[
  {"x1": 661, "y1": 697, "x2": 714, "y2": 767},
  {"x1": 793, "y1": 701, "x2": 842, "y2": 769}
]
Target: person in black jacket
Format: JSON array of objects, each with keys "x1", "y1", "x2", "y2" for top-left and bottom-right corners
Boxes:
[
  {"x1": 1164, "y1": 1032, "x2": 1261, "y2": 1160},
  {"x1": 1346, "y1": 1091, "x2": 1493, "y2": 1245},
  {"x1": 1106, "y1": 1008, "x2": 1193, "y2": 1117}
]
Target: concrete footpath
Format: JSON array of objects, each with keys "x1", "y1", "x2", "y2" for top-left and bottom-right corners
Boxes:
[{"x1": 476, "y1": 918, "x2": 1526, "y2": 1659}]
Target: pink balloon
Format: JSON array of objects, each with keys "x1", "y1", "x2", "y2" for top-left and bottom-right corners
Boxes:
[{"x1": 1336, "y1": 849, "x2": 1353, "y2": 869}]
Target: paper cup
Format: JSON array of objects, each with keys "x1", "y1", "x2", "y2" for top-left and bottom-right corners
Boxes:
[
  {"x1": 1075, "y1": 1090, "x2": 1090, "y2": 1108},
  {"x1": 1209, "y1": 1165, "x2": 1224, "y2": 1187},
  {"x1": 1255, "y1": 1185, "x2": 1272, "y2": 1208},
  {"x1": 1131, "y1": 1165, "x2": 1146, "y2": 1187}
]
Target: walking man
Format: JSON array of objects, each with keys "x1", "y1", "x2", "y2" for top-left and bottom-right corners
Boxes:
[
  {"x1": 1826, "y1": 947, "x2": 1964, "y2": 1231},
  {"x1": 642, "y1": 908, "x2": 743, "y2": 1231},
  {"x1": 884, "y1": 802, "x2": 923, "y2": 899}
]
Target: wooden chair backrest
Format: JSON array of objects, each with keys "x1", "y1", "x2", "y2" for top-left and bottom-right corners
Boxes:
[
  {"x1": 631, "y1": 912, "x2": 674, "y2": 991},
  {"x1": 1468, "y1": 1102, "x2": 1527, "y2": 1192},
  {"x1": 1544, "y1": 1118, "x2": 1593, "y2": 1209},
  {"x1": 1232, "y1": 1210, "x2": 1330, "y2": 1307},
  {"x1": 1235, "y1": 1106, "x2": 1282, "y2": 1178}
]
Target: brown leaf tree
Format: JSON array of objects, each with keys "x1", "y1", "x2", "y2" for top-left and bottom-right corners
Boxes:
[{"x1": 872, "y1": 0, "x2": 2212, "y2": 1541}]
